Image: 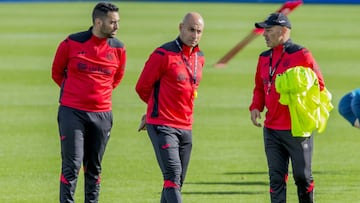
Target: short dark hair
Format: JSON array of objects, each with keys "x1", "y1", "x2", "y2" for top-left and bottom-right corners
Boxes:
[{"x1": 92, "y1": 2, "x2": 119, "y2": 23}]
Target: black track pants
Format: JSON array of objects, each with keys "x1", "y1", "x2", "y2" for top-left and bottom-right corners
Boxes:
[
  {"x1": 263, "y1": 127, "x2": 314, "y2": 203},
  {"x1": 147, "y1": 124, "x2": 192, "y2": 203},
  {"x1": 57, "y1": 106, "x2": 112, "y2": 203}
]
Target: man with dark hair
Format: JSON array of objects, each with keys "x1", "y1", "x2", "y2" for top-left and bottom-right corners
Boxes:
[
  {"x1": 92, "y1": 2, "x2": 118, "y2": 24},
  {"x1": 51, "y1": 2, "x2": 126, "y2": 202},
  {"x1": 249, "y1": 13, "x2": 329, "y2": 203},
  {"x1": 135, "y1": 12, "x2": 205, "y2": 203}
]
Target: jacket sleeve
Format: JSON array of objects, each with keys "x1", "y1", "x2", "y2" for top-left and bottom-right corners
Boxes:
[
  {"x1": 51, "y1": 39, "x2": 69, "y2": 87},
  {"x1": 135, "y1": 48, "x2": 167, "y2": 103},
  {"x1": 302, "y1": 48, "x2": 325, "y2": 91},
  {"x1": 113, "y1": 47, "x2": 126, "y2": 89},
  {"x1": 249, "y1": 58, "x2": 266, "y2": 112}
]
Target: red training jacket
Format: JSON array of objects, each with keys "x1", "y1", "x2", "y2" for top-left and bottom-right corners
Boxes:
[
  {"x1": 249, "y1": 40, "x2": 325, "y2": 130},
  {"x1": 135, "y1": 37, "x2": 205, "y2": 130},
  {"x1": 52, "y1": 27, "x2": 126, "y2": 112}
]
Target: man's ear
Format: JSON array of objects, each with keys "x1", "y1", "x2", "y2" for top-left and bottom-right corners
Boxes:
[
  {"x1": 280, "y1": 26, "x2": 286, "y2": 35},
  {"x1": 179, "y1": 23, "x2": 183, "y2": 32},
  {"x1": 283, "y1": 26, "x2": 290, "y2": 35},
  {"x1": 94, "y1": 17, "x2": 102, "y2": 27}
]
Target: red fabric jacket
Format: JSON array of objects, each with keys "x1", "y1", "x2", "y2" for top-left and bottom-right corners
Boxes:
[
  {"x1": 249, "y1": 40, "x2": 325, "y2": 130},
  {"x1": 52, "y1": 28, "x2": 126, "y2": 112},
  {"x1": 135, "y1": 38, "x2": 205, "y2": 130}
]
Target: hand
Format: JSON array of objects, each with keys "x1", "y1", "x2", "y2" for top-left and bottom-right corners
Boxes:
[
  {"x1": 137, "y1": 114, "x2": 147, "y2": 132},
  {"x1": 250, "y1": 109, "x2": 262, "y2": 127}
]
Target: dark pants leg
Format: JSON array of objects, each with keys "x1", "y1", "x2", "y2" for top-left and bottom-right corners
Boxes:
[
  {"x1": 287, "y1": 136, "x2": 314, "y2": 203},
  {"x1": 83, "y1": 111, "x2": 112, "y2": 203},
  {"x1": 264, "y1": 128, "x2": 289, "y2": 203},
  {"x1": 147, "y1": 124, "x2": 192, "y2": 203},
  {"x1": 57, "y1": 106, "x2": 112, "y2": 203},
  {"x1": 264, "y1": 128, "x2": 314, "y2": 203},
  {"x1": 58, "y1": 106, "x2": 84, "y2": 203}
]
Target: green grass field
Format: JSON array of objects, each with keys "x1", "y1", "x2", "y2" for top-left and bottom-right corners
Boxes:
[{"x1": 1, "y1": 1, "x2": 360, "y2": 202}]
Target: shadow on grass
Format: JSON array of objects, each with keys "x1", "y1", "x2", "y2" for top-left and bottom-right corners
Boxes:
[
  {"x1": 182, "y1": 170, "x2": 356, "y2": 197},
  {"x1": 223, "y1": 170, "x2": 343, "y2": 176},
  {"x1": 223, "y1": 171, "x2": 268, "y2": 175},
  {"x1": 187, "y1": 181, "x2": 268, "y2": 186},
  {"x1": 184, "y1": 171, "x2": 269, "y2": 196},
  {"x1": 182, "y1": 191, "x2": 265, "y2": 195}
]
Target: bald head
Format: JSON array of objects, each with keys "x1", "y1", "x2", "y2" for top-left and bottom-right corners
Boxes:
[
  {"x1": 179, "y1": 12, "x2": 204, "y2": 47},
  {"x1": 182, "y1": 12, "x2": 204, "y2": 25}
]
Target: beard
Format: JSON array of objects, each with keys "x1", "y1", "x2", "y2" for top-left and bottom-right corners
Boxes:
[{"x1": 100, "y1": 24, "x2": 117, "y2": 38}]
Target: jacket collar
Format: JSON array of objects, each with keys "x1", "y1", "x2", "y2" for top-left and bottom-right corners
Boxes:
[{"x1": 176, "y1": 37, "x2": 200, "y2": 56}]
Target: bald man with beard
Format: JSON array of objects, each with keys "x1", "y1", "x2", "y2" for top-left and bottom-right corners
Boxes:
[{"x1": 135, "y1": 12, "x2": 205, "y2": 203}]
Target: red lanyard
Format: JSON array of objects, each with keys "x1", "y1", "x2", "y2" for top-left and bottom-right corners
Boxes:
[
  {"x1": 267, "y1": 48, "x2": 285, "y2": 95},
  {"x1": 269, "y1": 48, "x2": 285, "y2": 83},
  {"x1": 175, "y1": 40, "x2": 198, "y2": 84}
]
